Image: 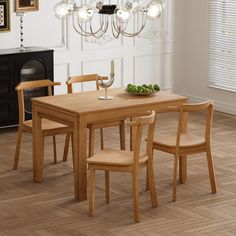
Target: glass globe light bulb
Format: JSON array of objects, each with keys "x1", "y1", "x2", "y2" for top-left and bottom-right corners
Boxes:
[
  {"x1": 116, "y1": 6, "x2": 130, "y2": 23},
  {"x1": 54, "y1": 0, "x2": 75, "y2": 19},
  {"x1": 131, "y1": 0, "x2": 142, "y2": 13},
  {"x1": 77, "y1": 5, "x2": 94, "y2": 23},
  {"x1": 147, "y1": 0, "x2": 164, "y2": 20},
  {"x1": 54, "y1": 2, "x2": 70, "y2": 19},
  {"x1": 89, "y1": 0, "x2": 104, "y2": 9}
]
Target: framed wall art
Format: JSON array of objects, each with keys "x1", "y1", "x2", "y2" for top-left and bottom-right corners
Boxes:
[
  {"x1": 15, "y1": 0, "x2": 39, "y2": 12},
  {"x1": 0, "y1": 0, "x2": 10, "y2": 32}
]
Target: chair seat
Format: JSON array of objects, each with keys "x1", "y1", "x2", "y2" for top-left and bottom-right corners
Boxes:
[
  {"x1": 23, "y1": 119, "x2": 72, "y2": 134},
  {"x1": 154, "y1": 132, "x2": 205, "y2": 148},
  {"x1": 87, "y1": 149, "x2": 148, "y2": 166}
]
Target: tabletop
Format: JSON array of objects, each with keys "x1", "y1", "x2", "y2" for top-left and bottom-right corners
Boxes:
[{"x1": 32, "y1": 88, "x2": 188, "y2": 115}]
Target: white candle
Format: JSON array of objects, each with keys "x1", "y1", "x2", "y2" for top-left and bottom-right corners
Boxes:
[{"x1": 111, "y1": 60, "x2": 114, "y2": 74}]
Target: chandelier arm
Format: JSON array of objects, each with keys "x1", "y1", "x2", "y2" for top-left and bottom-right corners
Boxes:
[
  {"x1": 75, "y1": 15, "x2": 106, "y2": 38},
  {"x1": 111, "y1": 24, "x2": 121, "y2": 38},
  {"x1": 72, "y1": 13, "x2": 93, "y2": 36},
  {"x1": 91, "y1": 14, "x2": 109, "y2": 35},
  {"x1": 99, "y1": 14, "x2": 107, "y2": 33},
  {"x1": 120, "y1": 14, "x2": 147, "y2": 37},
  {"x1": 74, "y1": 12, "x2": 106, "y2": 37},
  {"x1": 114, "y1": 16, "x2": 128, "y2": 32},
  {"x1": 88, "y1": 16, "x2": 106, "y2": 37},
  {"x1": 99, "y1": 14, "x2": 109, "y2": 34},
  {"x1": 76, "y1": 21, "x2": 94, "y2": 36},
  {"x1": 112, "y1": 17, "x2": 120, "y2": 33},
  {"x1": 111, "y1": 15, "x2": 121, "y2": 38},
  {"x1": 113, "y1": 17, "x2": 128, "y2": 36},
  {"x1": 73, "y1": 20, "x2": 93, "y2": 36},
  {"x1": 89, "y1": 15, "x2": 109, "y2": 38}
]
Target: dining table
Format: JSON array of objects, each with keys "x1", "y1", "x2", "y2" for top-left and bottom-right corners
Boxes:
[{"x1": 32, "y1": 88, "x2": 188, "y2": 200}]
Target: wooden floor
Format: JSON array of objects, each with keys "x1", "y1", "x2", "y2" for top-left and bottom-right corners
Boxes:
[{"x1": 0, "y1": 112, "x2": 236, "y2": 235}]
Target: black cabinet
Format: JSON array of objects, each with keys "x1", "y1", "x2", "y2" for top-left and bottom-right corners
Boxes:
[{"x1": 0, "y1": 47, "x2": 54, "y2": 127}]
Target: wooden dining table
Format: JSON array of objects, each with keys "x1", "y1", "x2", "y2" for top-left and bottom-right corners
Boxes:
[{"x1": 32, "y1": 88, "x2": 188, "y2": 200}]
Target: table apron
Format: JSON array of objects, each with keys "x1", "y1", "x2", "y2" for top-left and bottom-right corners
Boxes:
[
  {"x1": 85, "y1": 99, "x2": 187, "y2": 123},
  {"x1": 32, "y1": 103, "x2": 78, "y2": 126}
]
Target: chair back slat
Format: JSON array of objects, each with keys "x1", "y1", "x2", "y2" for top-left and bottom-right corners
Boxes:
[
  {"x1": 15, "y1": 79, "x2": 61, "y2": 124},
  {"x1": 66, "y1": 74, "x2": 108, "y2": 93},
  {"x1": 181, "y1": 100, "x2": 213, "y2": 112},
  {"x1": 128, "y1": 111, "x2": 156, "y2": 166},
  {"x1": 15, "y1": 79, "x2": 60, "y2": 90}
]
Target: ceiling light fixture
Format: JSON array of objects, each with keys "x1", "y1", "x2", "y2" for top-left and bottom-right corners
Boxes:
[{"x1": 54, "y1": 0, "x2": 165, "y2": 42}]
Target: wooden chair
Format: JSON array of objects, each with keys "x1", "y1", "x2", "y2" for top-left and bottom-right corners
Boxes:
[
  {"x1": 66, "y1": 74, "x2": 125, "y2": 157},
  {"x1": 87, "y1": 111, "x2": 157, "y2": 223},
  {"x1": 152, "y1": 100, "x2": 217, "y2": 201},
  {"x1": 13, "y1": 79, "x2": 73, "y2": 169}
]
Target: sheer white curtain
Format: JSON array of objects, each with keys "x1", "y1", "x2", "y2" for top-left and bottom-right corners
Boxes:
[{"x1": 208, "y1": 0, "x2": 236, "y2": 92}]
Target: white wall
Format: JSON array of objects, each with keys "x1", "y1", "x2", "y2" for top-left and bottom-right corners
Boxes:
[
  {"x1": 0, "y1": 0, "x2": 173, "y2": 95},
  {"x1": 173, "y1": 0, "x2": 236, "y2": 115}
]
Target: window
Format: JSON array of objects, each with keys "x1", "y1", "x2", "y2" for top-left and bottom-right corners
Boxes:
[{"x1": 208, "y1": 0, "x2": 236, "y2": 92}]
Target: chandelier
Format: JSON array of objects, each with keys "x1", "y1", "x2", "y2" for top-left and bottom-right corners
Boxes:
[{"x1": 54, "y1": 0, "x2": 165, "y2": 40}]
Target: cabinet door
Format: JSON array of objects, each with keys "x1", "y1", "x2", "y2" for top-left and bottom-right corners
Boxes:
[
  {"x1": 15, "y1": 50, "x2": 54, "y2": 83},
  {"x1": 0, "y1": 49, "x2": 54, "y2": 127},
  {"x1": 0, "y1": 56, "x2": 18, "y2": 126},
  {"x1": 15, "y1": 51, "x2": 54, "y2": 119}
]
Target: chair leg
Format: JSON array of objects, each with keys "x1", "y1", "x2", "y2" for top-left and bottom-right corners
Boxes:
[
  {"x1": 53, "y1": 135, "x2": 57, "y2": 164},
  {"x1": 105, "y1": 171, "x2": 110, "y2": 203},
  {"x1": 88, "y1": 167, "x2": 96, "y2": 217},
  {"x1": 119, "y1": 120, "x2": 126, "y2": 150},
  {"x1": 89, "y1": 127, "x2": 95, "y2": 157},
  {"x1": 13, "y1": 128, "x2": 23, "y2": 170},
  {"x1": 100, "y1": 128, "x2": 104, "y2": 150},
  {"x1": 132, "y1": 170, "x2": 141, "y2": 223},
  {"x1": 130, "y1": 118, "x2": 133, "y2": 151},
  {"x1": 63, "y1": 133, "x2": 71, "y2": 162},
  {"x1": 173, "y1": 155, "x2": 179, "y2": 202},
  {"x1": 179, "y1": 155, "x2": 187, "y2": 184},
  {"x1": 147, "y1": 161, "x2": 158, "y2": 207},
  {"x1": 146, "y1": 166, "x2": 150, "y2": 191},
  {"x1": 206, "y1": 146, "x2": 217, "y2": 193},
  {"x1": 71, "y1": 135, "x2": 75, "y2": 170}
]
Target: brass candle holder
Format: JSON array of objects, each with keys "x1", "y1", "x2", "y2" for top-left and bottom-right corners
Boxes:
[
  {"x1": 97, "y1": 72, "x2": 115, "y2": 100},
  {"x1": 97, "y1": 60, "x2": 115, "y2": 100}
]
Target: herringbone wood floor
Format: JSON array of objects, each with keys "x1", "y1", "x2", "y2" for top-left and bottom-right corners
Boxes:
[{"x1": 0, "y1": 112, "x2": 236, "y2": 235}]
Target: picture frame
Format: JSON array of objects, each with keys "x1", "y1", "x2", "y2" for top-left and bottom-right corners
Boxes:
[
  {"x1": 0, "y1": 0, "x2": 10, "y2": 32},
  {"x1": 15, "y1": 0, "x2": 39, "y2": 12}
]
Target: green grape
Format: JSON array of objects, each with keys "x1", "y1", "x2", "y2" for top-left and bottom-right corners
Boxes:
[
  {"x1": 131, "y1": 86, "x2": 138, "y2": 92},
  {"x1": 148, "y1": 84, "x2": 154, "y2": 91},
  {"x1": 154, "y1": 84, "x2": 160, "y2": 91},
  {"x1": 143, "y1": 88, "x2": 149, "y2": 93},
  {"x1": 137, "y1": 86, "x2": 144, "y2": 93},
  {"x1": 127, "y1": 84, "x2": 133, "y2": 89}
]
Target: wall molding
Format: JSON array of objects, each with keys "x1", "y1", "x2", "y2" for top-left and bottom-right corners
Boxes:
[{"x1": 51, "y1": 19, "x2": 69, "y2": 50}]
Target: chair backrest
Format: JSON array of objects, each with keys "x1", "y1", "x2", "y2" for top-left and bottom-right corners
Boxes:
[
  {"x1": 176, "y1": 100, "x2": 214, "y2": 147},
  {"x1": 66, "y1": 74, "x2": 108, "y2": 93},
  {"x1": 15, "y1": 79, "x2": 61, "y2": 124},
  {"x1": 128, "y1": 111, "x2": 156, "y2": 167}
]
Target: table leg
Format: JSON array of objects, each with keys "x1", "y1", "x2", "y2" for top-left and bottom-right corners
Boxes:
[
  {"x1": 32, "y1": 105, "x2": 43, "y2": 183},
  {"x1": 74, "y1": 116, "x2": 87, "y2": 200}
]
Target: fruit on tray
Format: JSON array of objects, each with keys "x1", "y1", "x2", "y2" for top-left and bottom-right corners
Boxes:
[{"x1": 126, "y1": 83, "x2": 160, "y2": 93}]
